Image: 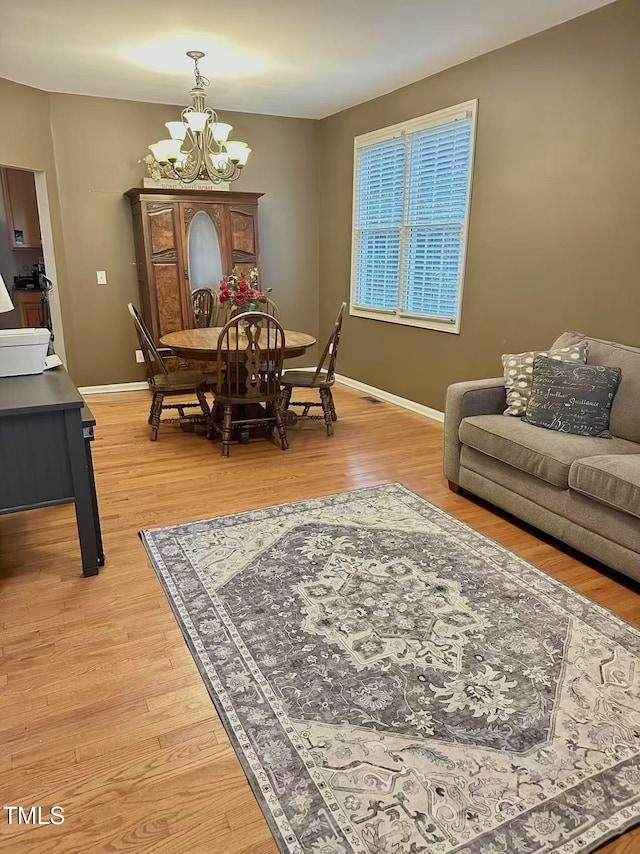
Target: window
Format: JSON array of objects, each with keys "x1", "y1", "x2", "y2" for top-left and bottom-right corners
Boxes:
[{"x1": 350, "y1": 100, "x2": 477, "y2": 333}]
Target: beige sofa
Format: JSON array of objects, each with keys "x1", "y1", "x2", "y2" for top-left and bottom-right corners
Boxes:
[{"x1": 444, "y1": 332, "x2": 640, "y2": 581}]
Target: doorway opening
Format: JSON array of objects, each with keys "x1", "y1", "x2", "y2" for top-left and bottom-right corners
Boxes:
[{"x1": 0, "y1": 164, "x2": 66, "y2": 363}]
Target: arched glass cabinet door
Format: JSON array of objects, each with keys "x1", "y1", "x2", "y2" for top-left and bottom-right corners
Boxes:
[{"x1": 187, "y1": 210, "x2": 223, "y2": 292}]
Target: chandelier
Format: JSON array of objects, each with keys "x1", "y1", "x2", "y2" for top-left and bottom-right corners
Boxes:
[{"x1": 147, "y1": 51, "x2": 251, "y2": 184}]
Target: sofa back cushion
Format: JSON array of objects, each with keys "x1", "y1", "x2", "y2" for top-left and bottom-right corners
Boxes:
[{"x1": 552, "y1": 331, "x2": 640, "y2": 443}]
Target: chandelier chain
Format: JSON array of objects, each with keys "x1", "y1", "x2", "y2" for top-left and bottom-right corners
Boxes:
[{"x1": 192, "y1": 56, "x2": 210, "y2": 90}]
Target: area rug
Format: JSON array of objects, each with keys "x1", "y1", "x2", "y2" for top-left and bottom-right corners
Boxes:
[{"x1": 141, "y1": 484, "x2": 640, "y2": 854}]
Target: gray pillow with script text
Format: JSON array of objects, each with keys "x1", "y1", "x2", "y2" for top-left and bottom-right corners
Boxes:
[{"x1": 525, "y1": 355, "x2": 622, "y2": 438}]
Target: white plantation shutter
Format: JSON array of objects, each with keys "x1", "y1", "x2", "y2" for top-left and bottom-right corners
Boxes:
[
  {"x1": 350, "y1": 102, "x2": 476, "y2": 332},
  {"x1": 401, "y1": 118, "x2": 472, "y2": 320},
  {"x1": 353, "y1": 136, "x2": 405, "y2": 310}
]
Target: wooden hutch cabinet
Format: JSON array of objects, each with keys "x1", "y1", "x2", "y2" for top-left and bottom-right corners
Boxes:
[{"x1": 125, "y1": 188, "x2": 262, "y2": 348}]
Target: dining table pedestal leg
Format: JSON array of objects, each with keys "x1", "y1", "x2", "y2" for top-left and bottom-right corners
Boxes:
[{"x1": 207, "y1": 401, "x2": 273, "y2": 445}]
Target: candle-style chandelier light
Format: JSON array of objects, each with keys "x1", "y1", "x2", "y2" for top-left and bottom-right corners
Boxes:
[{"x1": 147, "y1": 51, "x2": 251, "y2": 184}]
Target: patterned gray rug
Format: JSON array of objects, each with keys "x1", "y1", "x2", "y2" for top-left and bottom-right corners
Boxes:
[{"x1": 141, "y1": 484, "x2": 640, "y2": 854}]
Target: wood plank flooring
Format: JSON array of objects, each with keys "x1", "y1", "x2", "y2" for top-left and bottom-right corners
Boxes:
[{"x1": 0, "y1": 384, "x2": 638, "y2": 853}]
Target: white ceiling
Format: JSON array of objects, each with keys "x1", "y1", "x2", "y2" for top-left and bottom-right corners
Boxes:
[{"x1": 0, "y1": 0, "x2": 615, "y2": 119}]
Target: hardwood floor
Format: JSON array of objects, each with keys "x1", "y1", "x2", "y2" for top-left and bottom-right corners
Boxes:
[{"x1": 0, "y1": 383, "x2": 638, "y2": 853}]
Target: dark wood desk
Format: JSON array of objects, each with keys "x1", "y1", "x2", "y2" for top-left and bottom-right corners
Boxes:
[{"x1": 0, "y1": 367, "x2": 104, "y2": 576}]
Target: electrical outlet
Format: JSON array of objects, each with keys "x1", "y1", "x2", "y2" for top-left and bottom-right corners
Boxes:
[
  {"x1": 96, "y1": 270, "x2": 107, "y2": 285},
  {"x1": 135, "y1": 349, "x2": 145, "y2": 363}
]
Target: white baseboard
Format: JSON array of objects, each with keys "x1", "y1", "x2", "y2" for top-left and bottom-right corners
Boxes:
[
  {"x1": 77, "y1": 373, "x2": 444, "y2": 425},
  {"x1": 334, "y1": 373, "x2": 444, "y2": 424},
  {"x1": 78, "y1": 381, "x2": 149, "y2": 394}
]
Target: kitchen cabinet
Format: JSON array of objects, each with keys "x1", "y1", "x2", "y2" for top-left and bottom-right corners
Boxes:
[{"x1": 14, "y1": 288, "x2": 45, "y2": 328}]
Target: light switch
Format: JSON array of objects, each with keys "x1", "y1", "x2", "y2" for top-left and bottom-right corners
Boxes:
[{"x1": 96, "y1": 270, "x2": 107, "y2": 285}]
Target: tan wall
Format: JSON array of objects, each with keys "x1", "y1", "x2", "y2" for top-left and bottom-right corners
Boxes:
[
  {"x1": 318, "y1": 0, "x2": 640, "y2": 412},
  {"x1": 49, "y1": 94, "x2": 319, "y2": 386}
]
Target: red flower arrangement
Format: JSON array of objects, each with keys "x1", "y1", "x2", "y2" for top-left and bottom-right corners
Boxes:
[{"x1": 218, "y1": 268, "x2": 269, "y2": 314}]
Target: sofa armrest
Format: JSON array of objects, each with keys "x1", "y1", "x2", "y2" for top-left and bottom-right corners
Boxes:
[{"x1": 443, "y1": 378, "x2": 506, "y2": 486}]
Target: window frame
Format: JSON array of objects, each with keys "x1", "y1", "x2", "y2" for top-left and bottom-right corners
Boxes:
[{"x1": 349, "y1": 99, "x2": 478, "y2": 335}]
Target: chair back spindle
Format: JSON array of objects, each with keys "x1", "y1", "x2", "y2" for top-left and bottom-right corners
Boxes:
[{"x1": 216, "y1": 312, "x2": 286, "y2": 401}]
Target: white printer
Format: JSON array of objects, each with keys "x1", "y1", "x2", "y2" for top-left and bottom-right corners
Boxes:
[
  {"x1": 0, "y1": 271, "x2": 52, "y2": 377},
  {"x1": 0, "y1": 328, "x2": 51, "y2": 378}
]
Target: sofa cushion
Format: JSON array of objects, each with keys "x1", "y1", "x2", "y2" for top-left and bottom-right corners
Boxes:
[
  {"x1": 459, "y1": 414, "x2": 640, "y2": 489},
  {"x1": 569, "y1": 455, "x2": 640, "y2": 519},
  {"x1": 565, "y1": 492, "x2": 640, "y2": 560},
  {"x1": 552, "y1": 332, "x2": 640, "y2": 443},
  {"x1": 461, "y1": 445, "x2": 568, "y2": 509}
]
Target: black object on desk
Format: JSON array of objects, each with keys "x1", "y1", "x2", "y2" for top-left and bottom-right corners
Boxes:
[{"x1": 0, "y1": 368, "x2": 104, "y2": 576}]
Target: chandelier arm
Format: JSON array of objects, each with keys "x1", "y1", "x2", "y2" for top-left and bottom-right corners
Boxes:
[
  {"x1": 203, "y1": 158, "x2": 239, "y2": 183},
  {"x1": 162, "y1": 126, "x2": 200, "y2": 183},
  {"x1": 188, "y1": 142, "x2": 206, "y2": 183},
  {"x1": 171, "y1": 116, "x2": 203, "y2": 181},
  {"x1": 202, "y1": 119, "x2": 233, "y2": 181},
  {"x1": 177, "y1": 115, "x2": 197, "y2": 154},
  {"x1": 165, "y1": 165, "x2": 200, "y2": 184},
  {"x1": 180, "y1": 107, "x2": 200, "y2": 150},
  {"x1": 202, "y1": 118, "x2": 232, "y2": 181},
  {"x1": 164, "y1": 145, "x2": 204, "y2": 184}
]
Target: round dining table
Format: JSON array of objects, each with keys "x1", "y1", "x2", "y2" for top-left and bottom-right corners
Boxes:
[
  {"x1": 160, "y1": 327, "x2": 317, "y2": 362},
  {"x1": 160, "y1": 326, "x2": 317, "y2": 443}
]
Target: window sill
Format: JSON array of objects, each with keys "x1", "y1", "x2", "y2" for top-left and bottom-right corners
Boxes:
[{"x1": 349, "y1": 306, "x2": 460, "y2": 334}]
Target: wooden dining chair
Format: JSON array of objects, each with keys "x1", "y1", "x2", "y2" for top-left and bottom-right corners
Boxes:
[
  {"x1": 191, "y1": 289, "x2": 215, "y2": 328},
  {"x1": 128, "y1": 303, "x2": 214, "y2": 441},
  {"x1": 208, "y1": 312, "x2": 289, "y2": 458},
  {"x1": 281, "y1": 301, "x2": 346, "y2": 436}
]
